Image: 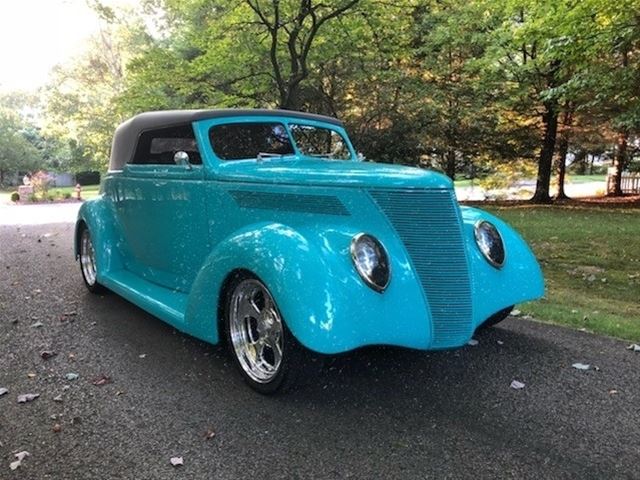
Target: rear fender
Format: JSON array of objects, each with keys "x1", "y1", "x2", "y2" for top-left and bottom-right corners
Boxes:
[{"x1": 75, "y1": 198, "x2": 125, "y2": 280}]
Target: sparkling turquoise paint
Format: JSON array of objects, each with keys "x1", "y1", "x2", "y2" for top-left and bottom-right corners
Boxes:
[{"x1": 76, "y1": 113, "x2": 544, "y2": 354}]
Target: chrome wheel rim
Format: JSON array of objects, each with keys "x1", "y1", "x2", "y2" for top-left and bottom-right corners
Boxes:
[
  {"x1": 229, "y1": 279, "x2": 284, "y2": 384},
  {"x1": 80, "y1": 228, "x2": 97, "y2": 286}
]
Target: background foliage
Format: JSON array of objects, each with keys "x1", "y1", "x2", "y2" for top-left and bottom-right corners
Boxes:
[{"x1": 0, "y1": 0, "x2": 638, "y2": 202}]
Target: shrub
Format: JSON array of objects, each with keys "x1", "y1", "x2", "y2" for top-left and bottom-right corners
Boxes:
[
  {"x1": 10, "y1": 191, "x2": 20, "y2": 202},
  {"x1": 63, "y1": 192, "x2": 72, "y2": 200},
  {"x1": 31, "y1": 171, "x2": 51, "y2": 199},
  {"x1": 28, "y1": 194, "x2": 38, "y2": 202}
]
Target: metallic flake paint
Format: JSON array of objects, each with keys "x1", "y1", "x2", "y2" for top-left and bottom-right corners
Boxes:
[{"x1": 76, "y1": 113, "x2": 544, "y2": 354}]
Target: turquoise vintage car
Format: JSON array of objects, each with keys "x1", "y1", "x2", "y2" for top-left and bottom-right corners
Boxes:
[{"x1": 75, "y1": 109, "x2": 544, "y2": 393}]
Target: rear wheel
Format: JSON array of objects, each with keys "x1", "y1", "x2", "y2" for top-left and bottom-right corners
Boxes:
[
  {"x1": 79, "y1": 225, "x2": 105, "y2": 294},
  {"x1": 225, "y1": 273, "x2": 303, "y2": 394}
]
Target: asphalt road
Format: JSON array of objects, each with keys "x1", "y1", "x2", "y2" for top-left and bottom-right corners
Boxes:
[{"x1": 1, "y1": 217, "x2": 639, "y2": 479}]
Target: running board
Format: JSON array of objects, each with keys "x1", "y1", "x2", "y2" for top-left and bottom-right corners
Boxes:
[{"x1": 100, "y1": 270, "x2": 188, "y2": 329}]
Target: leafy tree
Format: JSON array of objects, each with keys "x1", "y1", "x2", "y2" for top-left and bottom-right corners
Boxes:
[
  {"x1": 0, "y1": 107, "x2": 40, "y2": 185},
  {"x1": 574, "y1": 0, "x2": 640, "y2": 195},
  {"x1": 410, "y1": 1, "x2": 502, "y2": 179},
  {"x1": 43, "y1": 5, "x2": 152, "y2": 171}
]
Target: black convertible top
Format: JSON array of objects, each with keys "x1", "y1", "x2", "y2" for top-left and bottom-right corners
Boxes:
[{"x1": 108, "y1": 109, "x2": 343, "y2": 171}]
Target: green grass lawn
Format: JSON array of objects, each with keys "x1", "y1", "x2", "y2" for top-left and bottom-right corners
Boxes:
[
  {"x1": 454, "y1": 174, "x2": 606, "y2": 188},
  {"x1": 486, "y1": 204, "x2": 640, "y2": 342},
  {"x1": 556, "y1": 174, "x2": 606, "y2": 184},
  {"x1": 49, "y1": 184, "x2": 101, "y2": 200},
  {"x1": 0, "y1": 184, "x2": 100, "y2": 203}
]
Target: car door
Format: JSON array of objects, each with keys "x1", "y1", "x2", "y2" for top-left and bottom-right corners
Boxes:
[{"x1": 114, "y1": 124, "x2": 209, "y2": 292}]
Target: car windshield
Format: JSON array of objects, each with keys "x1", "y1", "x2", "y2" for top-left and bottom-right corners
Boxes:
[
  {"x1": 289, "y1": 124, "x2": 352, "y2": 160},
  {"x1": 208, "y1": 121, "x2": 352, "y2": 161},
  {"x1": 209, "y1": 122, "x2": 295, "y2": 160}
]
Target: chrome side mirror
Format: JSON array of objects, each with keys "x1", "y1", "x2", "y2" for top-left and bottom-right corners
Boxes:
[{"x1": 174, "y1": 151, "x2": 191, "y2": 169}]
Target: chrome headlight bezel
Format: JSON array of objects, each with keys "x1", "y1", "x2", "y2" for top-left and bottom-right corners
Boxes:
[
  {"x1": 474, "y1": 220, "x2": 505, "y2": 269},
  {"x1": 350, "y1": 233, "x2": 391, "y2": 293}
]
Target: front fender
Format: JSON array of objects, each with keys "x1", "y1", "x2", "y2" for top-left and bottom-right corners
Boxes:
[
  {"x1": 185, "y1": 221, "x2": 431, "y2": 353},
  {"x1": 460, "y1": 206, "x2": 544, "y2": 328}
]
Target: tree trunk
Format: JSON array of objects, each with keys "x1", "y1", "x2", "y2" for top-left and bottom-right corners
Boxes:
[
  {"x1": 555, "y1": 109, "x2": 572, "y2": 200},
  {"x1": 555, "y1": 135, "x2": 569, "y2": 200},
  {"x1": 610, "y1": 131, "x2": 628, "y2": 196},
  {"x1": 280, "y1": 82, "x2": 301, "y2": 110},
  {"x1": 445, "y1": 149, "x2": 456, "y2": 180},
  {"x1": 531, "y1": 101, "x2": 559, "y2": 203},
  {"x1": 573, "y1": 150, "x2": 586, "y2": 175}
]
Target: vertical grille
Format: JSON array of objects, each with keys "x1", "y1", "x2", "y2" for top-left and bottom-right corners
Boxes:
[{"x1": 369, "y1": 188, "x2": 472, "y2": 348}]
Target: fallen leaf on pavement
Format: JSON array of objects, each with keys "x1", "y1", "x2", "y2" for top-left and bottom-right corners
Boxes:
[
  {"x1": 41, "y1": 350, "x2": 57, "y2": 360},
  {"x1": 0, "y1": 388, "x2": 8, "y2": 397},
  {"x1": 17, "y1": 393, "x2": 40, "y2": 404},
  {"x1": 496, "y1": 340, "x2": 504, "y2": 346},
  {"x1": 572, "y1": 363, "x2": 590, "y2": 370},
  {"x1": 139, "y1": 354, "x2": 147, "y2": 359},
  {"x1": 10, "y1": 451, "x2": 30, "y2": 470},
  {"x1": 170, "y1": 457, "x2": 184, "y2": 467},
  {"x1": 91, "y1": 374, "x2": 112, "y2": 386},
  {"x1": 205, "y1": 429, "x2": 216, "y2": 440},
  {"x1": 27, "y1": 373, "x2": 36, "y2": 379},
  {"x1": 52, "y1": 423, "x2": 62, "y2": 433},
  {"x1": 64, "y1": 373, "x2": 79, "y2": 381},
  {"x1": 467, "y1": 339, "x2": 479, "y2": 346},
  {"x1": 31, "y1": 321, "x2": 43, "y2": 328},
  {"x1": 510, "y1": 380, "x2": 525, "y2": 390},
  {"x1": 53, "y1": 395, "x2": 63, "y2": 402},
  {"x1": 609, "y1": 389, "x2": 618, "y2": 395}
]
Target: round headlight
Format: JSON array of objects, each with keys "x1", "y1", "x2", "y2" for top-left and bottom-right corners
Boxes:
[
  {"x1": 474, "y1": 221, "x2": 505, "y2": 268},
  {"x1": 350, "y1": 233, "x2": 390, "y2": 292}
]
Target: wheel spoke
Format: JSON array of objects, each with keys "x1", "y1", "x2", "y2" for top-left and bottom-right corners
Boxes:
[
  {"x1": 236, "y1": 295, "x2": 261, "y2": 321},
  {"x1": 228, "y1": 279, "x2": 285, "y2": 384},
  {"x1": 266, "y1": 336, "x2": 283, "y2": 367}
]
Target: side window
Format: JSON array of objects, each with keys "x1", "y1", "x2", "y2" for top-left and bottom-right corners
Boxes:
[{"x1": 130, "y1": 125, "x2": 202, "y2": 165}]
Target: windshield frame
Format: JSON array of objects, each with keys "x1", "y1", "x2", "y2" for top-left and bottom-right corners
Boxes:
[{"x1": 199, "y1": 115, "x2": 357, "y2": 165}]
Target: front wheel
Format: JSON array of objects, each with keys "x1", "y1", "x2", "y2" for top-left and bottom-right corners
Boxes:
[
  {"x1": 79, "y1": 225, "x2": 106, "y2": 294},
  {"x1": 479, "y1": 305, "x2": 514, "y2": 329},
  {"x1": 225, "y1": 274, "x2": 303, "y2": 394}
]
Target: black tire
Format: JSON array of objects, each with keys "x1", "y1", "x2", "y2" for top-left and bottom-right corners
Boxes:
[
  {"x1": 78, "y1": 224, "x2": 106, "y2": 294},
  {"x1": 223, "y1": 272, "x2": 306, "y2": 394},
  {"x1": 479, "y1": 305, "x2": 514, "y2": 329}
]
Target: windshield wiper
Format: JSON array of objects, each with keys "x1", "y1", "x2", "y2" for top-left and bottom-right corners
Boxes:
[
  {"x1": 256, "y1": 152, "x2": 296, "y2": 161},
  {"x1": 307, "y1": 152, "x2": 336, "y2": 159}
]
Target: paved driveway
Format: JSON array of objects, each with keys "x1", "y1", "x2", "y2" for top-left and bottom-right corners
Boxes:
[{"x1": 0, "y1": 208, "x2": 638, "y2": 479}]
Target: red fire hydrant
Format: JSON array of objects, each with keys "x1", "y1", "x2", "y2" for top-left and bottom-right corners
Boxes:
[{"x1": 75, "y1": 183, "x2": 82, "y2": 200}]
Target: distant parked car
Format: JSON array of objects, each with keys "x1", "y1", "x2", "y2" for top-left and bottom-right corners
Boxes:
[{"x1": 75, "y1": 109, "x2": 544, "y2": 393}]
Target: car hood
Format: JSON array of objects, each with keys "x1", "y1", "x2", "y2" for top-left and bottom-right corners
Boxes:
[{"x1": 214, "y1": 159, "x2": 453, "y2": 189}]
